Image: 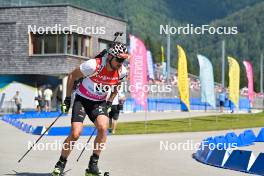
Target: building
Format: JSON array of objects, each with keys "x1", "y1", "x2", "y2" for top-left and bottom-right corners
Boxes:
[{"x1": 0, "y1": 4, "x2": 127, "y2": 109}]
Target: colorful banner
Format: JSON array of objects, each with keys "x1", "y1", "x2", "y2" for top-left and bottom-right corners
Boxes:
[
  {"x1": 177, "y1": 45, "x2": 190, "y2": 111},
  {"x1": 147, "y1": 51, "x2": 155, "y2": 80},
  {"x1": 129, "y1": 35, "x2": 148, "y2": 110},
  {"x1": 228, "y1": 56, "x2": 240, "y2": 107},
  {"x1": 161, "y1": 46, "x2": 165, "y2": 63},
  {"x1": 197, "y1": 54, "x2": 216, "y2": 108},
  {"x1": 243, "y1": 61, "x2": 254, "y2": 102}
]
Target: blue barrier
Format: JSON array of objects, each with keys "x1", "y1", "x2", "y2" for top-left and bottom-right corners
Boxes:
[
  {"x1": 195, "y1": 137, "x2": 215, "y2": 162},
  {"x1": 223, "y1": 150, "x2": 252, "y2": 172},
  {"x1": 205, "y1": 148, "x2": 227, "y2": 167},
  {"x1": 26, "y1": 125, "x2": 34, "y2": 133},
  {"x1": 213, "y1": 135, "x2": 227, "y2": 149},
  {"x1": 238, "y1": 129, "x2": 256, "y2": 146},
  {"x1": 194, "y1": 128, "x2": 264, "y2": 174},
  {"x1": 21, "y1": 124, "x2": 28, "y2": 132},
  {"x1": 248, "y1": 153, "x2": 264, "y2": 175},
  {"x1": 225, "y1": 132, "x2": 241, "y2": 147},
  {"x1": 15, "y1": 121, "x2": 20, "y2": 128},
  {"x1": 19, "y1": 122, "x2": 24, "y2": 129},
  {"x1": 47, "y1": 126, "x2": 100, "y2": 136},
  {"x1": 2, "y1": 111, "x2": 66, "y2": 119},
  {"x1": 255, "y1": 128, "x2": 264, "y2": 142},
  {"x1": 33, "y1": 126, "x2": 46, "y2": 135}
]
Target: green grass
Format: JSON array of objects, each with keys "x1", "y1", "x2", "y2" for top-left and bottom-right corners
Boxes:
[{"x1": 112, "y1": 112, "x2": 264, "y2": 135}]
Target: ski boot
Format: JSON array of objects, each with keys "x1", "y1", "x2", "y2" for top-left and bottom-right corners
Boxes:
[
  {"x1": 52, "y1": 159, "x2": 67, "y2": 176},
  {"x1": 85, "y1": 154, "x2": 101, "y2": 176}
]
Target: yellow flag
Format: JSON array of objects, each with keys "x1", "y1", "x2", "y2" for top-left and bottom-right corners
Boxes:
[
  {"x1": 161, "y1": 46, "x2": 165, "y2": 63},
  {"x1": 228, "y1": 56, "x2": 240, "y2": 107},
  {"x1": 177, "y1": 45, "x2": 190, "y2": 111}
]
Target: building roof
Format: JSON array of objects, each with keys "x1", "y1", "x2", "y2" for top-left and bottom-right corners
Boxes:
[{"x1": 0, "y1": 3, "x2": 127, "y2": 23}]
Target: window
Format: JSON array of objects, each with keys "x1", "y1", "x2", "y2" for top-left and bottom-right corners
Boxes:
[
  {"x1": 99, "y1": 39, "x2": 111, "y2": 52},
  {"x1": 67, "y1": 34, "x2": 73, "y2": 54},
  {"x1": 30, "y1": 32, "x2": 91, "y2": 57},
  {"x1": 73, "y1": 34, "x2": 78, "y2": 55},
  {"x1": 32, "y1": 34, "x2": 42, "y2": 54},
  {"x1": 44, "y1": 34, "x2": 57, "y2": 54},
  {"x1": 57, "y1": 34, "x2": 64, "y2": 53},
  {"x1": 80, "y1": 35, "x2": 91, "y2": 57},
  {"x1": 83, "y1": 37, "x2": 91, "y2": 57}
]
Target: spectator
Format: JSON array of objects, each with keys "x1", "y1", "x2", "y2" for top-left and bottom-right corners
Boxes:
[
  {"x1": 13, "y1": 91, "x2": 22, "y2": 114},
  {"x1": 218, "y1": 89, "x2": 227, "y2": 113},
  {"x1": 35, "y1": 89, "x2": 45, "y2": 112},
  {"x1": 44, "y1": 87, "x2": 53, "y2": 112},
  {"x1": 108, "y1": 91, "x2": 126, "y2": 134}
]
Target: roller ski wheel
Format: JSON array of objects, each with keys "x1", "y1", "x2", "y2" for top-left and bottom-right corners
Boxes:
[{"x1": 85, "y1": 169, "x2": 109, "y2": 176}]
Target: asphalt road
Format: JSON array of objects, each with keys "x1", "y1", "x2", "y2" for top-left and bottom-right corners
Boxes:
[{"x1": 1, "y1": 119, "x2": 261, "y2": 176}]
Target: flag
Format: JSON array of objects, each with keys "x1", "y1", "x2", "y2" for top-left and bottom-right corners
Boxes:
[
  {"x1": 177, "y1": 45, "x2": 190, "y2": 111},
  {"x1": 129, "y1": 35, "x2": 148, "y2": 110},
  {"x1": 228, "y1": 56, "x2": 240, "y2": 107},
  {"x1": 243, "y1": 61, "x2": 254, "y2": 102},
  {"x1": 197, "y1": 54, "x2": 216, "y2": 108},
  {"x1": 161, "y1": 46, "x2": 165, "y2": 63}
]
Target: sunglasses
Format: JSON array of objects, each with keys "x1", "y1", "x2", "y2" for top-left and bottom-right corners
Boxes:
[{"x1": 114, "y1": 57, "x2": 125, "y2": 63}]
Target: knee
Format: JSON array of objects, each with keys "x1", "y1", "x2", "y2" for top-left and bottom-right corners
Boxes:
[
  {"x1": 70, "y1": 131, "x2": 81, "y2": 141},
  {"x1": 97, "y1": 124, "x2": 108, "y2": 134}
]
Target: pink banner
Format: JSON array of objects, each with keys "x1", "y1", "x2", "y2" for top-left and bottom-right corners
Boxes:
[
  {"x1": 129, "y1": 35, "x2": 148, "y2": 110},
  {"x1": 243, "y1": 61, "x2": 254, "y2": 102}
]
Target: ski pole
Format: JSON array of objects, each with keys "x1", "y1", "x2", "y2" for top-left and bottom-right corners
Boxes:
[
  {"x1": 18, "y1": 112, "x2": 64, "y2": 163},
  {"x1": 94, "y1": 32, "x2": 123, "y2": 58},
  {"x1": 76, "y1": 127, "x2": 97, "y2": 162},
  {"x1": 113, "y1": 32, "x2": 123, "y2": 42}
]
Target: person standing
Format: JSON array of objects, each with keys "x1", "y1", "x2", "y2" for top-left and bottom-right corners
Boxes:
[
  {"x1": 108, "y1": 91, "x2": 126, "y2": 134},
  {"x1": 44, "y1": 87, "x2": 53, "y2": 112},
  {"x1": 13, "y1": 91, "x2": 22, "y2": 114},
  {"x1": 219, "y1": 89, "x2": 227, "y2": 113}
]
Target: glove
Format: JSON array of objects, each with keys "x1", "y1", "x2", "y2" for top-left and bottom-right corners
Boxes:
[
  {"x1": 92, "y1": 101, "x2": 112, "y2": 117},
  {"x1": 61, "y1": 96, "x2": 71, "y2": 113},
  {"x1": 105, "y1": 101, "x2": 112, "y2": 114}
]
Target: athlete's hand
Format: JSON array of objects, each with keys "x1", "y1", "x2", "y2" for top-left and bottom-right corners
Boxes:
[
  {"x1": 105, "y1": 101, "x2": 112, "y2": 114},
  {"x1": 61, "y1": 97, "x2": 71, "y2": 113}
]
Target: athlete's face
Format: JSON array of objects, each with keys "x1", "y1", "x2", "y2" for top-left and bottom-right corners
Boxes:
[{"x1": 109, "y1": 55, "x2": 124, "y2": 70}]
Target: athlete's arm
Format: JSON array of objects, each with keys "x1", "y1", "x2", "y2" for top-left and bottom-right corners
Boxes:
[
  {"x1": 66, "y1": 59, "x2": 97, "y2": 97},
  {"x1": 107, "y1": 65, "x2": 127, "y2": 102},
  {"x1": 107, "y1": 85, "x2": 119, "y2": 103},
  {"x1": 66, "y1": 67, "x2": 85, "y2": 97}
]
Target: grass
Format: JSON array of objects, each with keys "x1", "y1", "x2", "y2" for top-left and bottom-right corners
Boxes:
[{"x1": 112, "y1": 112, "x2": 264, "y2": 135}]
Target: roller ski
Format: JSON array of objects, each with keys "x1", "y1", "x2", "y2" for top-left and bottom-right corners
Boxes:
[
  {"x1": 51, "y1": 159, "x2": 67, "y2": 176},
  {"x1": 85, "y1": 169, "x2": 109, "y2": 176},
  {"x1": 85, "y1": 155, "x2": 109, "y2": 176}
]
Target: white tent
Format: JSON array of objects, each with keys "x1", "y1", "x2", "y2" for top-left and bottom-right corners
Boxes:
[{"x1": 0, "y1": 81, "x2": 38, "y2": 109}]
